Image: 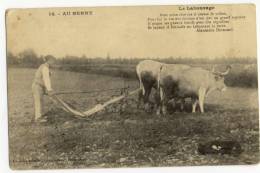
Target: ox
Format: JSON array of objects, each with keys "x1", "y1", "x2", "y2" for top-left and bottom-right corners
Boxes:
[
  {"x1": 136, "y1": 60, "x2": 190, "y2": 111},
  {"x1": 157, "y1": 65, "x2": 231, "y2": 114},
  {"x1": 136, "y1": 60, "x2": 163, "y2": 109}
]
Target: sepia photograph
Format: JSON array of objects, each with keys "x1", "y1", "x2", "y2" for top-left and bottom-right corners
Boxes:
[{"x1": 6, "y1": 4, "x2": 259, "y2": 169}]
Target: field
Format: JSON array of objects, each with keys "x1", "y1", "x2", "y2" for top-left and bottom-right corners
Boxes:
[{"x1": 8, "y1": 68, "x2": 259, "y2": 169}]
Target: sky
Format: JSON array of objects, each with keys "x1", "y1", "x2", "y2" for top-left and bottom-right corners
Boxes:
[{"x1": 6, "y1": 4, "x2": 257, "y2": 59}]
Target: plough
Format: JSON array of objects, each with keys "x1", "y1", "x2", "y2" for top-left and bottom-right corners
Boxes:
[{"x1": 49, "y1": 88, "x2": 141, "y2": 117}]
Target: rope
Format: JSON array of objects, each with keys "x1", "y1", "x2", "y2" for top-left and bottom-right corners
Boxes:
[{"x1": 54, "y1": 87, "x2": 130, "y2": 95}]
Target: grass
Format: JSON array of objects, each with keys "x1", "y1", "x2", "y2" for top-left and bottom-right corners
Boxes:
[{"x1": 8, "y1": 68, "x2": 259, "y2": 169}]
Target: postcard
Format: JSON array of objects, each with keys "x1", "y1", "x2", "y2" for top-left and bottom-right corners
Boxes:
[{"x1": 6, "y1": 4, "x2": 258, "y2": 169}]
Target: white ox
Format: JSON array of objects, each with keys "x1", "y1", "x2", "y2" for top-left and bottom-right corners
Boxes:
[
  {"x1": 157, "y1": 65, "x2": 231, "y2": 114},
  {"x1": 136, "y1": 60, "x2": 163, "y2": 109},
  {"x1": 136, "y1": 60, "x2": 190, "y2": 111}
]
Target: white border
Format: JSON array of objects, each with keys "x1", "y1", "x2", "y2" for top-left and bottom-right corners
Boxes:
[{"x1": 1, "y1": 1, "x2": 259, "y2": 173}]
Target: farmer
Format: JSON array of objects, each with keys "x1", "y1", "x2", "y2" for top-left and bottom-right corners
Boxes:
[{"x1": 32, "y1": 55, "x2": 56, "y2": 123}]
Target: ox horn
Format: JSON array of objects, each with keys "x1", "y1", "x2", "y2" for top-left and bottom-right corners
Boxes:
[
  {"x1": 220, "y1": 65, "x2": 232, "y2": 76},
  {"x1": 211, "y1": 65, "x2": 231, "y2": 76}
]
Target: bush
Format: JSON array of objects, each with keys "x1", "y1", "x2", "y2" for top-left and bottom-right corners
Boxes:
[{"x1": 225, "y1": 65, "x2": 258, "y2": 88}]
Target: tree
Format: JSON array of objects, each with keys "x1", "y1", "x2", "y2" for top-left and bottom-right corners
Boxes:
[
  {"x1": 7, "y1": 52, "x2": 19, "y2": 65},
  {"x1": 18, "y1": 49, "x2": 39, "y2": 65}
]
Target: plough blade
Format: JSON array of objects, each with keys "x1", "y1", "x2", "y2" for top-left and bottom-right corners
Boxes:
[{"x1": 83, "y1": 88, "x2": 140, "y2": 117}]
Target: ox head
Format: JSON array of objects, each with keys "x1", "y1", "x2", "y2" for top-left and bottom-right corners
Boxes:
[{"x1": 211, "y1": 65, "x2": 231, "y2": 91}]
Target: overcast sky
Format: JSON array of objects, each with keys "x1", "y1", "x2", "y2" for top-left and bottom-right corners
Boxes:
[{"x1": 6, "y1": 5, "x2": 256, "y2": 58}]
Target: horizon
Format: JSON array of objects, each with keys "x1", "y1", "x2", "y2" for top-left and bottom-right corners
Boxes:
[{"x1": 7, "y1": 49, "x2": 257, "y2": 62}]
